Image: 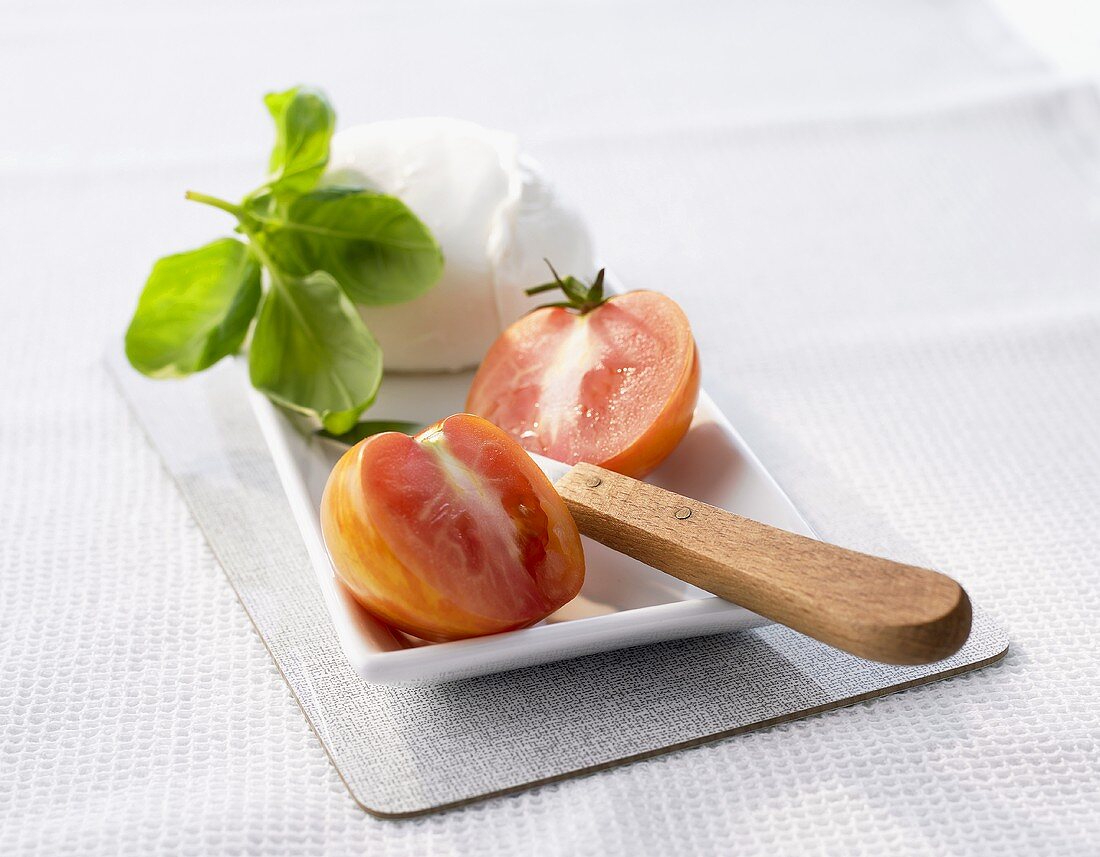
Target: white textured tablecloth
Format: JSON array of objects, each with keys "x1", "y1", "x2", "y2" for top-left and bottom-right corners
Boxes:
[{"x1": 2, "y1": 1, "x2": 1098, "y2": 854}]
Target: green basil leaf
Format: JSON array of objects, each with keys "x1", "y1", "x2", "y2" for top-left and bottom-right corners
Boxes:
[
  {"x1": 316, "y1": 420, "x2": 425, "y2": 445},
  {"x1": 248, "y1": 270, "x2": 382, "y2": 434},
  {"x1": 125, "y1": 238, "x2": 261, "y2": 378},
  {"x1": 254, "y1": 187, "x2": 443, "y2": 305},
  {"x1": 263, "y1": 86, "x2": 335, "y2": 196}
]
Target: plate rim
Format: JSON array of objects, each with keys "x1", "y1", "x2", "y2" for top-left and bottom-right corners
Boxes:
[{"x1": 249, "y1": 382, "x2": 818, "y2": 684}]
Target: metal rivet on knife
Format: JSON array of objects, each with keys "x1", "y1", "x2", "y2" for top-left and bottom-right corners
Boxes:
[
  {"x1": 585, "y1": 475, "x2": 602, "y2": 488},
  {"x1": 674, "y1": 507, "x2": 692, "y2": 520}
]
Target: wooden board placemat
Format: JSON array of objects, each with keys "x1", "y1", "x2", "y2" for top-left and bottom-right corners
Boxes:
[{"x1": 106, "y1": 354, "x2": 1008, "y2": 818}]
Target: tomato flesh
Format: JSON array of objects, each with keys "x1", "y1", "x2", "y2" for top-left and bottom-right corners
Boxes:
[
  {"x1": 321, "y1": 414, "x2": 585, "y2": 641},
  {"x1": 467, "y1": 290, "x2": 700, "y2": 478}
]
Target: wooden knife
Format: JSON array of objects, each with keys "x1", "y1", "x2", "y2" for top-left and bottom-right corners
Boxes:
[{"x1": 531, "y1": 454, "x2": 972, "y2": 666}]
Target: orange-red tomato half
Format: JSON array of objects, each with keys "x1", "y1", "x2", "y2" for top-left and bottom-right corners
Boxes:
[
  {"x1": 467, "y1": 290, "x2": 700, "y2": 478},
  {"x1": 320, "y1": 414, "x2": 585, "y2": 642}
]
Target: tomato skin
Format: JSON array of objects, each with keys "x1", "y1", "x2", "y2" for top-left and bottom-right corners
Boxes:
[
  {"x1": 602, "y1": 342, "x2": 700, "y2": 478},
  {"x1": 467, "y1": 291, "x2": 700, "y2": 478},
  {"x1": 320, "y1": 414, "x2": 585, "y2": 642}
]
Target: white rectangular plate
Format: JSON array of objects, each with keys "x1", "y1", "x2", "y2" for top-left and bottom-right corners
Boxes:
[{"x1": 250, "y1": 369, "x2": 817, "y2": 685}]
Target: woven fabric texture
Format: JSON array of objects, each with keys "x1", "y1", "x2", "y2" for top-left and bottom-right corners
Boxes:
[
  {"x1": 105, "y1": 353, "x2": 1009, "y2": 816},
  {"x1": 2, "y1": 0, "x2": 1098, "y2": 854}
]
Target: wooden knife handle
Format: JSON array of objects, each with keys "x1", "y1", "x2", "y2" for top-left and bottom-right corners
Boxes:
[{"x1": 555, "y1": 463, "x2": 971, "y2": 665}]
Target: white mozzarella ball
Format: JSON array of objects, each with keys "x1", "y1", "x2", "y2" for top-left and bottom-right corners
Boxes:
[{"x1": 326, "y1": 118, "x2": 596, "y2": 371}]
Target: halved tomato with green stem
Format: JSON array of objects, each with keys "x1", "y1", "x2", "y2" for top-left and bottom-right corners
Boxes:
[
  {"x1": 320, "y1": 413, "x2": 585, "y2": 642},
  {"x1": 467, "y1": 266, "x2": 700, "y2": 478}
]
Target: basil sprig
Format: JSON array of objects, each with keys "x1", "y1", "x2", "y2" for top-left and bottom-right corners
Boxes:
[
  {"x1": 124, "y1": 86, "x2": 444, "y2": 433},
  {"x1": 316, "y1": 420, "x2": 426, "y2": 445}
]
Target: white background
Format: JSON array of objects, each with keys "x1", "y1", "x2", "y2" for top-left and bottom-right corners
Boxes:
[
  {"x1": 996, "y1": 0, "x2": 1100, "y2": 74},
  {"x1": 2, "y1": 1, "x2": 1099, "y2": 855}
]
